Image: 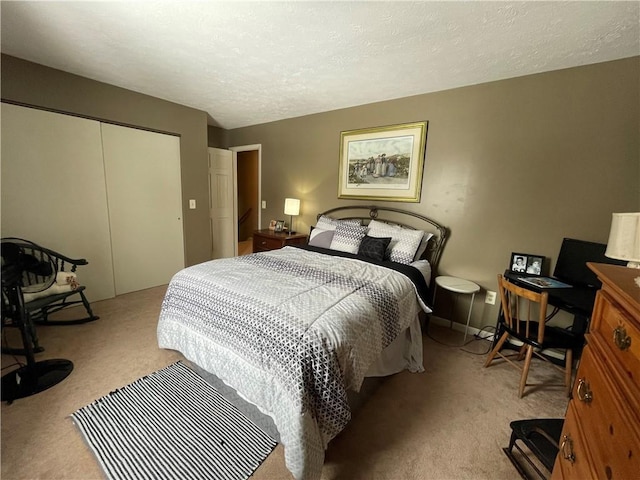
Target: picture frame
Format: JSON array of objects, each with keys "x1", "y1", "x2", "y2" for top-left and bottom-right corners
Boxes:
[
  {"x1": 338, "y1": 121, "x2": 428, "y2": 202},
  {"x1": 509, "y1": 252, "x2": 545, "y2": 275},
  {"x1": 274, "y1": 220, "x2": 285, "y2": 233}
]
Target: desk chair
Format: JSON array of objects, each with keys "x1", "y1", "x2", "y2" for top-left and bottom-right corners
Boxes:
[{"x1": 484, "y1": 274, "x2": 582, "y2": 398}]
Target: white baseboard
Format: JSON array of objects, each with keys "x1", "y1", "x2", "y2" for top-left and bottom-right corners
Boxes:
[
  {"x1": 427, "y1": 315, "x2": 565, "y2": 360},
  {"x1": 428, "y1": 315, "x2": 495, "y2": 341}
]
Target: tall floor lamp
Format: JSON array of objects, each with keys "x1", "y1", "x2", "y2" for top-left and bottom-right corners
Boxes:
[{"x1": 284, "y1": 198, "x2": 300, "y2": 234}]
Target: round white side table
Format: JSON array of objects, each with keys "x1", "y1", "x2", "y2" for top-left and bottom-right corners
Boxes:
[{"x1": 433, "y1": 276, "x2": 481, "y2": 342}]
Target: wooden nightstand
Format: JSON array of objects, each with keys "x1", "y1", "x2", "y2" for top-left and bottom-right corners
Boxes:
[{"x1": 252, "y1": 229, "x2": 308, "y2": 253}]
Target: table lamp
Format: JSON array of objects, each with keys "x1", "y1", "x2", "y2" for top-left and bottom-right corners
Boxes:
[
  {"x1": 605, "y1": 212, "x2": 640, "y2": 268},
  {"x1": 284, "y1": 198, "x2": 300, "y2": 234}
]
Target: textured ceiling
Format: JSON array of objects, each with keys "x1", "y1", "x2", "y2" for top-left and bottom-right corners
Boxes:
[{"x1": 1, "y1": 1, "x2": 638, "y2": 129}]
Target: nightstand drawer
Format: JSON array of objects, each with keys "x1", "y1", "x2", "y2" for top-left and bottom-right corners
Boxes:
[
  {"x1": 252, "y1": 229, "x2": 308, "y2": 253},
  {"x1": 254, "y1": 235, "x2": 284, "y2": 251}
]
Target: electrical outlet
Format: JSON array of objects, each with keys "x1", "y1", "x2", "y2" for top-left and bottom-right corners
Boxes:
[{"x1": 485, "y1": 290, "x2": 497, "y2": 305}]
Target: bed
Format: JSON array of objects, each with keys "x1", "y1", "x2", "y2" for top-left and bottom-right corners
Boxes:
[{"x1": 157, "y1": 205, "x2": 447, "y2": 480}]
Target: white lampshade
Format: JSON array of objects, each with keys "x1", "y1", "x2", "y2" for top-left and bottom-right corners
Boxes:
[
  {"x1": 605, "y1": 212, "x2": 640, "y2": 267},
  {"x1": 284, "y1": 198, "x2": 300, "y2": 216}
]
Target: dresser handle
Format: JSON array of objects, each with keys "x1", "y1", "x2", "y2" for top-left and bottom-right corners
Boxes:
[
  {"x1": 613, "y1": 326, "x2": 631, "y2": 351},
  {"x1": 261, "y1": 241, "x2": 267, "y2": 245},
  {"x1": 576, "y1": 378, "x2": 593, "y2": 403},
  {"x1": 560, "y1": 435, "x2": 576, "y2": 464}
]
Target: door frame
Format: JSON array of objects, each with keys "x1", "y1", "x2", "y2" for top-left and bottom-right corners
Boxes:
[{"x1": 229, "y1": 144, "x2": 262, "y2": 231}]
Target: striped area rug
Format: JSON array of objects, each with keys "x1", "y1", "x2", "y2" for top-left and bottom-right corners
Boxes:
[{"x1": 71, "y1": 361, "x2": 277, "y2": 480}]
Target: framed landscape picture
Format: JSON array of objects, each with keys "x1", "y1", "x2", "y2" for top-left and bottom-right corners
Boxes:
[{"x1": 338, "y1": 121, "x2": 428, "y2": 202}]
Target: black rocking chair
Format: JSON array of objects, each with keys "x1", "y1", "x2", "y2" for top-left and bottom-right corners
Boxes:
[
  {"x1": 1, "y1": 238, "x2": 98, "y2": 355},
  {"x1": 1, "y1": 238, "x2": 75, "y2": 403}
]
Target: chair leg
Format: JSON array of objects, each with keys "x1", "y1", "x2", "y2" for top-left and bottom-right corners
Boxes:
[
  {"x1": 519, "y1": 345, "x2": 534, "y2": 398},
  {"x1": 517, "y1": 344, "x2": 527, "y2": 361},
  {"x1": 565, "y1": 348, "x2": 573, "y2": 397},
  {"x1": 484, "y1": 332, "x2": 509, "y2": 367}
]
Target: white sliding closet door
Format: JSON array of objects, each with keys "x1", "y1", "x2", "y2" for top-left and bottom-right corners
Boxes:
[
  {"x1": 101, "y1": 124, "x2": 184, "y2": 295},
  {"x1": 1, "y1": 103, "x2": 116, "y2": 301}
]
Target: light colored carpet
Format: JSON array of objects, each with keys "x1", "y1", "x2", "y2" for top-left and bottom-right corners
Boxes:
[{"x1": 1, "y1": 286, "x2": 568, "y2": 480}]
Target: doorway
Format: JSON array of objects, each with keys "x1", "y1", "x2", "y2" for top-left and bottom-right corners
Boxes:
[{"x1": 230, "y1": 145, "x2": 262, "y2": 256}]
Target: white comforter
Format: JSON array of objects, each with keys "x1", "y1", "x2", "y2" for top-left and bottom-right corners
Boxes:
[{"x1": 157, "y1": 246, "x2": 431, "y2": 480}]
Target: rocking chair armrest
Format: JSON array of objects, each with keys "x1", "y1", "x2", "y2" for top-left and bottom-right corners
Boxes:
[{"x1": 37, "y1": 246, "x2": 89, "y2": 267}]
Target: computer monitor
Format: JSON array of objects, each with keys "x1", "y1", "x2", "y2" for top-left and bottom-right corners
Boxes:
[{"x1": 553, "y1": 238, "x2": 626, "y2": 288}]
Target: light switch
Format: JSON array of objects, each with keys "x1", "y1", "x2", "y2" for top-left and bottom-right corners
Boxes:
[
  {"x1": 189, "y1": 199, "x2": 196, "y2": 209},
  {"x1": 262, "y1": 200, "x2": 267, "y2": 209}
]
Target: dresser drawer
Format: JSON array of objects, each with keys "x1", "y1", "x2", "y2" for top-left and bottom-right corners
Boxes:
[
  {"x1": 552, "y1": 402, "x2": 596, "y2": 480},
  {"x1": 569, "y1": 347, "x2": 640, "y2": 479},
  {"x1": 590, "y1": 290, "x2": 640, "y2": 399}
]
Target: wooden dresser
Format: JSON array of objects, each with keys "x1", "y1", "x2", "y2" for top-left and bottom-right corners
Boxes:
[
  {"x1": 252, "y1": 229, "x2": 308, "y2": 253},
  {"x1": 551, "y1": 263, "x2": 640, "y2": 479}
]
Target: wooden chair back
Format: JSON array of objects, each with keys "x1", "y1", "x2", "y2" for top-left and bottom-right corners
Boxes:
[{"x1": 497, "y1": 274, "x2": 549, "y2": 344}]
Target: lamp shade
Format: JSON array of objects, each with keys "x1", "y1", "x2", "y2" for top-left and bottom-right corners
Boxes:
[
  {"x1": 605, "y1": 212, "x2": 640, "y2": 263},
  {"x1": 284, "y1": 198, "x2": 300, "y2": 216}
]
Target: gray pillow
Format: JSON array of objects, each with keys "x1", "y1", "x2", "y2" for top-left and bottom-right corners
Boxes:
[
  {"x1": 329, "y1": 222, "x2": 368, "y2": 254},
  {"x1": 315, "y1": 214, "x2": 361, "y2": 231},
  {"x1": 308, "y1": 227, "x2": 335, "y2": 249}
]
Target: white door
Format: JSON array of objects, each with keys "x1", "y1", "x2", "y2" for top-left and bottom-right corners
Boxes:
[
  {"x1": 209, "y1": 147, "x2": 236, "y2": 259},
  {"x1": 101, "y1": 124, "x2": 184, "y2": 295}
]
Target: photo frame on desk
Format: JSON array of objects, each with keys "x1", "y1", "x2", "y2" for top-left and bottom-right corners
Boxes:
[
  {"x1": 274, "y1": 220, "x2": 285, "y2": 233},
  {"x1": 509, "y1": 252, "x2": 545, "y2": 275}
]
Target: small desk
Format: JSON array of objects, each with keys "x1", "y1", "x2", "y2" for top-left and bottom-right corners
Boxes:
[
  {"x1": 503, "y1": 270, "x2": 597, "y2": 334},
  {"x1": 433, "y1": 276, "x2": 480, "y2": 342}
]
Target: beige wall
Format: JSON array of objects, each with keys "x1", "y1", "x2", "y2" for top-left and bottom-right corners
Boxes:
[
  {"x1": 208, "y1": 124, "x2": 228, "y2": 148},
  {"x1": 2, "y1": 53, "x2": 637, "y2": 328},
  {"x1": 1, "y1": 54, "x2": 211, "y2": 267},
  {"x1": 227, "y1": 57, "x2": 639, "y2": 329}
]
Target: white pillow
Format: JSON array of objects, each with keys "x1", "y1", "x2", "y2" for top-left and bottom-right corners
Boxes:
[
  {"x1": 329, "y1": 222, "x2": 368, "y2": 254},
  {"x1": 367, "y1": 219, "x2": 424, "y2": 265},
  {"x1": 315, "y1": 214, "x2": 361, "y2": 231},
  {"x1": 413, "y1": 232, "x2": 434, "y2": 261}
]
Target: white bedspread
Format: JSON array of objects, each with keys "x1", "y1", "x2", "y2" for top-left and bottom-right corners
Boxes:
[{"x1": 157, "y1": 246, "x2": 431, "y2": 480}]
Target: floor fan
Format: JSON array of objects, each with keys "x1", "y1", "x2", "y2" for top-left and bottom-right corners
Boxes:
[{"x1": 1, "y1": 239, "x2": 73, "y2": 403}]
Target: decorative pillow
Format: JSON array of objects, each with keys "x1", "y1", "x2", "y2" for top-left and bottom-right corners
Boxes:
[
  {"x1": 315, "y1": 214, "x2": 361, "y2": 231},
  {"x1": 308, "y1": 227, "x2": 335, "y2": 249},
  {"x1": 367, "y1": 219, "x2": 424, "y2": 264},
  {"x1": 413, "y1": 232, "x2": 435, "y2": 261},
  {"x1": 358, "y1": 235, "x2": 392, "y2": 262},
  {"x1": 329, "y1": 222, "x2": 368, "y2": 254}
]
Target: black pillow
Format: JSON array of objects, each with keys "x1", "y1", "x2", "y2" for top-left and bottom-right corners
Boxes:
[{"x1": 358, "y1": 235, "x2": 392, "y2": 262}]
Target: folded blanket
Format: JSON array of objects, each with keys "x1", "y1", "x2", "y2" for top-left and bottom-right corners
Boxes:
[
  {"x1": 22, "y1": 271, "x2": 79, "y2": 303},
  {"x1": 56, "y1": 271, "x2": 78, "y2": 290},
  {"x1": 23, "y1": 283, "x2": 74, "y2": 303}
]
